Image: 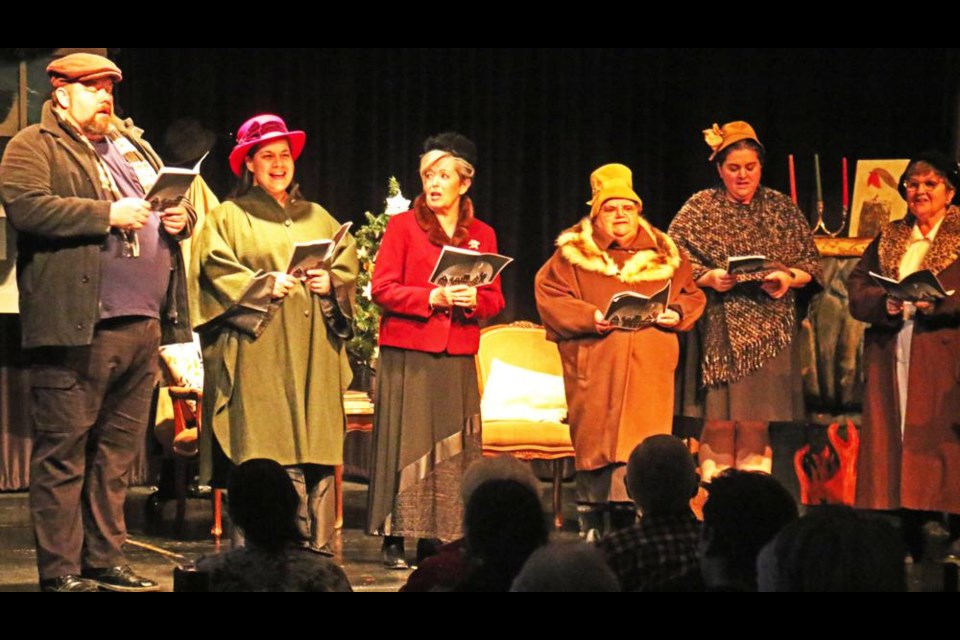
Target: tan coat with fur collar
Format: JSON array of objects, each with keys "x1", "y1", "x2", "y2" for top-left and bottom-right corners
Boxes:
[{"x1": 535, "y1": 217, "x2": 705, "y2": 471}]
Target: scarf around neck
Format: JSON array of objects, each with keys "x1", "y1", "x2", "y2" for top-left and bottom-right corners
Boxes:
[
  {"x1": 413, "y1": 193, "x2": 474, "y2": 247},
  {"x1": 555, "y1": 216, "x2": 680, "y2": 283},
  {"x1": 877, "y1": 206, "x2": 960, "y2": 279}
]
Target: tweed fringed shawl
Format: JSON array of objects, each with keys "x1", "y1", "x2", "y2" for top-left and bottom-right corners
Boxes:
[{"x1": 668, "y1": 187, "x2": 822, "y2": 386}]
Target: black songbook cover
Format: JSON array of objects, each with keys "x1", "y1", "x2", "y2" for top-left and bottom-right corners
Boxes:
[
  {"x1": 602, "y1": 282, "x2": 672, "y2": 330},
  {"x1": 428, "y1": 246, "x2": 513, "y2": 287}
]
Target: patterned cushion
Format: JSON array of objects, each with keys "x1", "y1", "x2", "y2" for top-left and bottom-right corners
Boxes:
[{"x1": 159, "y1": 337, "x2": 203, "y2": 389}]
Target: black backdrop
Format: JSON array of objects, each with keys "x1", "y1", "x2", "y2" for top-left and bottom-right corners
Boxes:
[{"x1": 112, "y1": 47, "x2": 960, "y2": 323}]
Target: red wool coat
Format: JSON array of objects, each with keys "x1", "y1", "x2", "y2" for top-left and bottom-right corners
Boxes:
[{"x1": 372, "y1": 198, "x2": 505, "y2": 355}]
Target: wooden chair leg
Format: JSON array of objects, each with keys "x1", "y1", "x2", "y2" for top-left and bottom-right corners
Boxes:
[
  {"x1": 552, "y1": 460, "x2": 564, "y2": 530},
  {"x1": 211, "y1": 488, "x2": 223, "y2": 541},
  {"x1": 174, "y1": 457, "x2": 188, "y2": 535},
  {"x1": 334, "y1": 464, "x2": 344, "y2": 530}
]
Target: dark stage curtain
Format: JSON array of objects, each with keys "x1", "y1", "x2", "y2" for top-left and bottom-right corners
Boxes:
[
  {"x1": 113, "y1": 47, "x2": 960, "y2": 323},
  {"x1": 0, "y1": 316, "x2": 31, "y2": 489},
  {"x1": 0, "y1": 315, "x2": 153, "y2": 491}
]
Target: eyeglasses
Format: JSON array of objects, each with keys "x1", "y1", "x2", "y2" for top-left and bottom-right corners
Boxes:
[
  {"x1": 903, "y1": 179, "x2": 945, "y2": 192},
  {"x1": 599, "y1": 203, "x2": 640, "y2": 216}
]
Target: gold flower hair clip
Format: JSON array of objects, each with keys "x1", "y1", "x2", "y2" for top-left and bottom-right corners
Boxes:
[{"x1": 703, "y1": 123, "x2": 724, "y2": 154}]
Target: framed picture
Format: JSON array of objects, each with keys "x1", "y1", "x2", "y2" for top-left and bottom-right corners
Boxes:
[
  {"x1": 0, "y1": 59, "x2": 21, "y2": 138},
  {"x1": 0, "y1": 204, "x2": 18, "y2": 314},
  {"x1": 848, "y1": 159, "x2": 910, "y2": 238}
]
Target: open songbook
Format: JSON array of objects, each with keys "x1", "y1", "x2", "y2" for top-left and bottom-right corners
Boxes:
[
  {"x1": 286, "y1": 222, "x2": 353, "y2": 279},
  {"x1": 869, "y1": 270, "x2": 955, "y2": 302},
  {"x1": 145, "y1": 152, "x2": 208, "y2": 211},
  {"x1": 429, "y1": 246, "x2": 513, "y2": 287},
  {"x1": 602, "y1": 282, "x2": 672, "y2": 330},
  {"x1": 726, "y1": 255, "x2": 787, "y2": 276}
]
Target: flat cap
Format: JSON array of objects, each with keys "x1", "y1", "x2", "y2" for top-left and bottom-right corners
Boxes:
[{"x1": 47, "y1": 52, "x2": 122, "y2": 87}]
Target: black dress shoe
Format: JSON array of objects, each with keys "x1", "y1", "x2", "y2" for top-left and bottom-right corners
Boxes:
[
  {"x1": 81, "y1": 565, "x2": 161, "y2": 592},
  {"x1": 304, "y1": 542, "x2": 335, "y2": 557},
  {"x1": 40, "y1": 575, "x2": 99, "y2": 592},
  {"x1": 382, "y1": 536, "x2": 409, "y2": 570}
]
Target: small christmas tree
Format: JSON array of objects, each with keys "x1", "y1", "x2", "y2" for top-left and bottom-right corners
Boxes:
[{"x1": 348, "y1": 177, "x2": 410, "y2": 370}]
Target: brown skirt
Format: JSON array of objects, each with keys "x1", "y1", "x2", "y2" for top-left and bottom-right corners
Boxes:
[
  {"x1": 703, "y1": 335, "x2": 805, "y2": 423},
  {"x1": 365, "y1": 347, "x2": 481, "y2": 540}
]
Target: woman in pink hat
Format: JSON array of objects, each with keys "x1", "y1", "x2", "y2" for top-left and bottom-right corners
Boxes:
[{"x1": 193, "y1": 114, "x2": 358, "y2": 555}]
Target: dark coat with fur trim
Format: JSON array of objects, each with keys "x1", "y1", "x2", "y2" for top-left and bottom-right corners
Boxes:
[
  {"x1": 535, "y1": 217, "x2": 706, "y2": 471},
  {"x1": 849, "y1": 207, "x2": 960, "y2": 514},
  {"x1": 373, "y1": 195, "x2": 505, "y2": 355}
]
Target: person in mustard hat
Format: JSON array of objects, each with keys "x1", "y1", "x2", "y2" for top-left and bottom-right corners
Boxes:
[
  {"x1": 192, "y1": 113, "x2": 357, "y2": 557},
  {"x1": 535, "y1": 163, "x2": 705, "y2": 541},
  {"x1": 668, "y1": 121, "x2": 822, "y2": 483},
  {"x1": 0, "y1": 51, "x2": 195, "y2": 592}
]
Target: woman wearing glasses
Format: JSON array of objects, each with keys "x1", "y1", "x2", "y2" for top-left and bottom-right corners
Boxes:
[
  {"x1": 535, "y1": 163, "x2": 704, "y2": 540},
  {"x1": 668, "y1": 121, "x2": 822, "y2": 483},
  {"x1": 848, "y1": 152, "x2": 960, "y2": 557}
]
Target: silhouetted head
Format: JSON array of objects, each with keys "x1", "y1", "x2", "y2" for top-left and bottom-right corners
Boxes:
[
  {"x1": 228, "y1": 459, "x2": 303, "y2": 551},
  {"x1": 700, "y1": 470, "x2": 798, "y2": 590},
  {"x1": 758, "y1": 506, "x2": 906, "y2": 592},
  {"x1": 625, "y1": 435, "x2": 699, "y2": 515}
]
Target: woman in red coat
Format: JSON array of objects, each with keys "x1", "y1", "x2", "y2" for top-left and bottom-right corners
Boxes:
[
  {"x1": 848, "y1": 151, "x2": 960, "y2": 558},
  {"x1": 366, "y1": 133, "x2": 505, "y2": 568}
]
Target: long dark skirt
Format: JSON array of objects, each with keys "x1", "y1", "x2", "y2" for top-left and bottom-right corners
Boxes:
[{"x1": 366, "y1": 347, "x2": 481, "y2": 540}]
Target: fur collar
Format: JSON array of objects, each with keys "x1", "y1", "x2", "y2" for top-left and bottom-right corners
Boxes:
[
  {"x1": 413, "y1": 193, "x2": 474, "y2": 247},
  {"x1": 556, "y1": 216, "x2": 680, "y2": 283},
  {"x1": 879, "y1": 206, "x2": 960, "y2": 278}
]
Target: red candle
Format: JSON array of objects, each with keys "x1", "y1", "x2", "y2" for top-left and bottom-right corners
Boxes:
[
  {"x1": 788, "y1": 154, "x2": 798, "y2": 205},
  {"x1": 842, "y1": 157, "x2": 849, "y2": 210}
]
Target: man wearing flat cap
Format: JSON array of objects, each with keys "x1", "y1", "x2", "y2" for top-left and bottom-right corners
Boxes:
[{"x1": 0, "y1": 52, "x2": 195, "y2": 592}]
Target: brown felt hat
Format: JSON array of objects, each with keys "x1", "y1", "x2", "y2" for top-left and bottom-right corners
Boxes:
[
  {"x1": 47, "y1": 52, "x2": 122, "y2": 88},
  {"x1": 703, "y1": 121, "x2": 764, "y2": 161}
]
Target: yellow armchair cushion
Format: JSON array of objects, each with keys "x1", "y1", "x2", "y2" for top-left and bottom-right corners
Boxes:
[
  {"x1": 159, "y1": 340, "x2": 204, "y2": 389},
  {"x1": 480, "y1": 358, "x2": 567, "y2": 423},
  {"x1": 482, "y1": 420, "x2": 575, "y2": 456}
]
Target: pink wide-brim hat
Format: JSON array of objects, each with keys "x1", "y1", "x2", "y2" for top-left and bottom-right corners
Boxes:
[{"x1": 228, "y1": 114, "x2": 306, "y2": 176}]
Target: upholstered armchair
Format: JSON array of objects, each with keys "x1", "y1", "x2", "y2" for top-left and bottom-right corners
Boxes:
[
  {"x1": 152, "y1": 340, "x2": 222, "y2": 540},
  {"x1": 475, "y1": 322, "x2": 575, "y2": 529}
]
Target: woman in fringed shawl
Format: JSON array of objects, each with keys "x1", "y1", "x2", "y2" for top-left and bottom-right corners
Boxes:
[
  {"x1": 536, "y1": 164, "x2": 705, "y2": 541},
  {"x1": 668, "y1": 121, "x2": 822, "y2": 482},
  {"x1": 366, "y1": 133, "x2": 505, "y2": 569},
  {"x1": 194, "y1": 114, "x2": 358, "y2": 557},
  {"x1": 848, "y1": 152, "x2": 960, "y2": 558}
]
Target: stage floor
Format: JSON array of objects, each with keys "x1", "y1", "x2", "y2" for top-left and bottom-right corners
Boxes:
[
  {"x1": 0, "y1": 479, "x2": 950, "y2": 591},
  {"x1": 0, "y1": 479, "x2": 582, "y2": 592}
]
